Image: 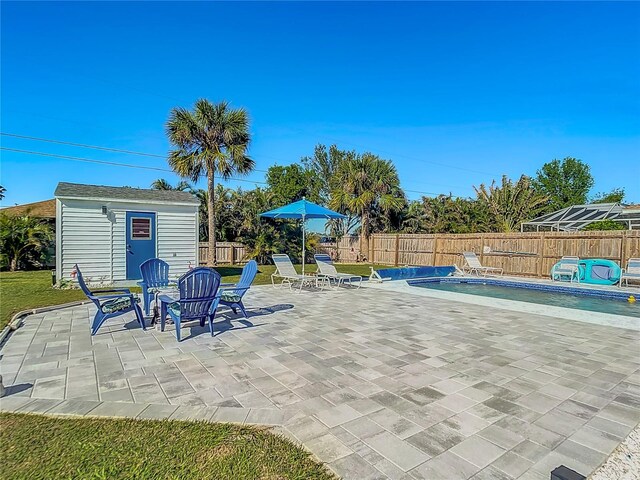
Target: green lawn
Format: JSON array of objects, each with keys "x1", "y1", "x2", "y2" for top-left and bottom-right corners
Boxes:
[
  {"x1": 0, "y1": 413, "x2": 335, "y2": 480},
  {"x1": 0, "y1": 270, "x2": 88, "y2": 330},
  {"x1": 0, "y1": 263, "x2": 384, "y2": 330}
]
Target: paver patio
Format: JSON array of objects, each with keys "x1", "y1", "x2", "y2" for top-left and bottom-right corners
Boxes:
[{"x1": 1, "y1": 284, "x2": 638, "y2": 479}]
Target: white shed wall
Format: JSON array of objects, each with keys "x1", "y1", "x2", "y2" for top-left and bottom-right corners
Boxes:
[
  {"x1": 157, "y1": 211, "x2": 199, "y2": 277},
  {"x1": 57, "y1": 198, "x2": 198, "y2": 283}
]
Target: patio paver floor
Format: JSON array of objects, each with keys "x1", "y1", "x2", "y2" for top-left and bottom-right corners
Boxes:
[{"x1": 1, "y1": 284, "x2": 638, "y2": 479}]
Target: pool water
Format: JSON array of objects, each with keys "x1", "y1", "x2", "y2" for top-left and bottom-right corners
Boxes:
[{"x1": 414, "y1": 280, "x2": 639, "y2": 317}]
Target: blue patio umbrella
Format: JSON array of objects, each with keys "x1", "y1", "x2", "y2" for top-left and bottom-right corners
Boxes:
[{"x1": 260, "y1": 198, "x2": 346, "y2": 273}]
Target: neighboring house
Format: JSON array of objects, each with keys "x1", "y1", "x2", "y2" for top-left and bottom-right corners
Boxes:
[
  {"x1": 55, "y1": 182, "x2": 199, "y2": 284},
  {"x1": 0, "y1": 199, "x2": 57, "y2": 220}
]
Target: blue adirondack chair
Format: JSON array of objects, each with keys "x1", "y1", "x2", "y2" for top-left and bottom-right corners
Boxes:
[
  {"x1": 138, "y1": 258, "x2": 175, "y2": 315},
  {"x1": 75, "y1": 264, "x2": 145, "y2": 336},
  {"x1": 218, "y1": 260, "x2": 258, "y2": 318},
  {"x1": 159, "y1": 267, "x2": 222, "y2": 342}
]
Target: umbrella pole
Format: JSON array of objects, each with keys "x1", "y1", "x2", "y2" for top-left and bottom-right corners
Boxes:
[{"x1": 302, "y1": 215, "x2": 306, "y2": 275}]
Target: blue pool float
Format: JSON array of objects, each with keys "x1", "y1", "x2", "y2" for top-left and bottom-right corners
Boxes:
[
  {"x1": 551, "y1": 258, "x2": 621, "y2": 285},
  {"x1": 579, "y1": 259, "x2": 621, "y2": 285}
]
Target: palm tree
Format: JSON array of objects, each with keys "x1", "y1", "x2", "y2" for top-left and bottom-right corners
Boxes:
[
  {"x1": 330, "y1": 153, "x2": 405, "y2": 257},
  {"x1": 151, "y1": 179, "x2": 192, "y2": 191},
  {"x1": 166, "y1": 99, "x2": 254, "y2": 265},
  {"x1": 474, "y1": 175, "x2": 548, "y2": 232},
  {"x1": 0, "y1": 213, "x2": 53, "y2": 271}
]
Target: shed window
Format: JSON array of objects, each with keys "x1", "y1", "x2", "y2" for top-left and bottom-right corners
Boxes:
[{"x1": 131, "y1": 218, "x2": 151, "y2": 239}]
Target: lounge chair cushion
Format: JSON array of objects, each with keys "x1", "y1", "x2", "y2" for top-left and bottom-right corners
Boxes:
[
  {"x1": 101, "y1": 295, "x2": 138, "y2": 314},
  {"x1": 221, "y1": 291, "x2": 242, "y2": 303},
  {"x1": 168, "y1": 302, "x2": 181, "y2": 318}
]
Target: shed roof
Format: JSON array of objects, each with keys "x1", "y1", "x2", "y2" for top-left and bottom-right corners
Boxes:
[
  {"x1": 0, "y1": 199, "x2": 56, "y2": 218},
  {"x1": 54, "y1": 182, "x2": 200, "y2": 205}
]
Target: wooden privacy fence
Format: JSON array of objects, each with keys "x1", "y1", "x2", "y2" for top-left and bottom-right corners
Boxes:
[
  {"x1": 320, "y1": 231, "x2": 640, "y2": 278},
  {"x1": 198, "y1": 242, "x2": 247, "y2": 265}
]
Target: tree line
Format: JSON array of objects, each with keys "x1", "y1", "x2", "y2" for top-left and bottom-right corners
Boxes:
[{"x1": 157, "y1": 101, "x2": 627, "y2": 266}]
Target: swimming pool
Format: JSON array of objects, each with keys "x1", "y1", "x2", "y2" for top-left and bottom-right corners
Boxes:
[{"x1": 411, "y1": 278, "x2": 639, "y2": 317}]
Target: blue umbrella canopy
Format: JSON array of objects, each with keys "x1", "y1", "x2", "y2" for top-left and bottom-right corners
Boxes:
[
  {"x1": 260, "y1": 198, "x2": 346, "y2": 220},
  {"x1": 260, "y1": 198, "x2": 345, "y2": 273}
]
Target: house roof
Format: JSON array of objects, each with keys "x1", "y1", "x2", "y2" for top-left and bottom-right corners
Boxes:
[
  {"x1": 0, "y1": 199, "x2": 56, "y2": 218},
  {"x1": 54, "y1": 182, "x2": 200, "y2": 205}
]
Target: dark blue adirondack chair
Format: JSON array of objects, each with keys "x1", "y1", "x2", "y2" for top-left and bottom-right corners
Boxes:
[
  {"x1": 138, "y1": 258, "x2": 174, "y2": 315},
  {"x1": 218, "y1": 260, "x2": 258, "y2": 318},
  {"x1": 159, "y1": 267, "x2": 222, "y2": 342},
  {"x1": 75, "y1": 264, "x2": 145, "y2": 336}
]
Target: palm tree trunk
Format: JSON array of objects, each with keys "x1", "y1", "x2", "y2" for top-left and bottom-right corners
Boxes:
[
  {"x1": 207, "y1": 172, "x2": 217, "y2": 266},
  {"x1": 361, "y1": 213, "x2": 370, "y2": 262}
]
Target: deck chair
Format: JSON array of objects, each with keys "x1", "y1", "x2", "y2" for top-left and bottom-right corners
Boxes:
[
  {"x1": 551, "y1": 256, "x2": 580, "y2": 283},
  {"x1": 138, "y1": 258, "x2": 176, "y2": 315},
  {"x1": 314, "y1": 254, "x2": 362, "y2": 288},
  {"x1": 620, "y1": 258, "x2": 640, "y2": 287},
  {"x1": 159, "y1": 267, "x2": 222, "y2": 342},
  {"x1": 271, "y1": 254, "x2": 317, "y2": 291},
  {"x1": 461, "y1": 252, "x2": 504, "y2": 276},
  {"x1": 75, "y1": 264, "x2": 145, "y2": 336},
  {"x1": 218, "y1": 260, "x2": 258, "y2": 317}
]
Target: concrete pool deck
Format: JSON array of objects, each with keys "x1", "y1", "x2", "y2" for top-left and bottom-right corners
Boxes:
[
  {"x1": 365, "y1": 275, "x2": 640, "y2": 331},
  {"x1": 1, "y1": 283, "x2": 639, "y2": 479}
]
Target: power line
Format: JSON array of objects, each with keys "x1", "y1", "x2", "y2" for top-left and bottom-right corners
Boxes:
[
  {"x1": 2, "y1": 146, "x2": 465, "y2": 198},
  {"x1": 0, "y1": 147, "x2": 269, "y2": 186},
  {"x1": 1, "y1": 131, "x2": 469, "y2": 192},
  {"x1": 1, "y1": 132, "x2": 166, "y2": 158},
  {"x1": 0, "y1": 132, "x2": 272, "y2": 173},
  {"x1": 6, "y1": 68, "x2": 501, "y2": 178}
]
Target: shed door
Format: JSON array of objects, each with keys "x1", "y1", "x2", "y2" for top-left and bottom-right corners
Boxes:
[{"x1": 126, "y1": 212, "x2": 156, "y2": 280}]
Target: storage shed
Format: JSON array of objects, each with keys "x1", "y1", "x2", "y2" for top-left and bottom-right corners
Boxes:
[{"x1": 55, "y1": 182, "x2": 200, "y2": 283}]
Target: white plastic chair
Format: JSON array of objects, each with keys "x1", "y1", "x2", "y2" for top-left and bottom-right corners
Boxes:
[
  {"x1": 461, "y1": 252, "x2": 503, "y2": 276},
  {"x1": 551, "y1": 256, "x2": 580, "y2": 283},
  {"x1": 314, "y1": 254, "x2": 362, "y2": 288},
  {"x1": 620, "y1": 258, "x2": 640, "y2": 287},
  {"x1": 271, "y1": 254, "x2": 318, "y2": 291}
]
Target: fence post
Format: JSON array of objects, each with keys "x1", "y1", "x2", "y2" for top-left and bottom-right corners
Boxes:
[
  {"x1": 620, "y1": 231, "x2": 627, "y2": 269},
  {"x1": 479, "y1": 235, "x2": 485, "y2": 263},
  {"x1": 230, "y1": 245, "x2": 236, "y2": 265},
  {"x1": 537, "y1": 233, "x2": 545, "y2": 277},
  {"x1": 432, "y1": 235, "x2": 439, "y2": 266},
  {"x1": 394, "y1": 234, "x2": 400, "y2": 266}
]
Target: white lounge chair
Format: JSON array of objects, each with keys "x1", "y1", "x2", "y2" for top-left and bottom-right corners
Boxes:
[
  {"x1": 461, "y1": 252, "x2": 503, "y2": 276},
  {"x1": 314, "y1": 254, "x2": 362, "y2": 288},
  {"x1": 620, "y1": 258, "x2": 640, "y2": 287},
  {"x1": 551, "y1": 256, "x2": 580, "y2": 283},
  {"x1": 271, "y1": 254, "x2": 318, "y2": 291}
]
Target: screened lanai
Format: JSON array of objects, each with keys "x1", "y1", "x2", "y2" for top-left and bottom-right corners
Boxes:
[{"x1": 521, "y1": 203, "x2": 640, "y2": 231}]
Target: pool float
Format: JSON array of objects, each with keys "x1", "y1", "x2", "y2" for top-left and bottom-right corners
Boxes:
[
  {"x1": 550, "y1": 258, "x2": 621, "y2": 285},
  {"x1": 579, "y1": 259, "x2": 621, "y2": 285}
]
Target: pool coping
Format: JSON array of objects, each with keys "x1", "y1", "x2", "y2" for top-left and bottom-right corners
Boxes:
[{"x1": 362, "y1": 276, "x2": 640, "y2": 331}]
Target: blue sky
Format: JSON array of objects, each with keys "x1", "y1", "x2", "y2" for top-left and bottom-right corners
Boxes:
[{"x1": 2, "y1": 1, "x2": 639, "y2": 209}]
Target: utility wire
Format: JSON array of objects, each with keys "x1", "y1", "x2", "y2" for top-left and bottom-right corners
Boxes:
[
  {"x1": 6, "y1": 69, "x2": 499, "y2": 178},
  {"x1": 0, "y1": 132, "x2": 271, "y2": 173},
  {"x1": 1, "y1": 133, "x2": 469, "y2": 197},
  {"x1": 0, "y1": 147, "x2": 269, "y2": 186},
  {"x1": 2, "y1": 146, "x2": 465, "y2": 198},
  {"x1": 1, "y1": 132, "x2": 166, "y2": 158}
]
